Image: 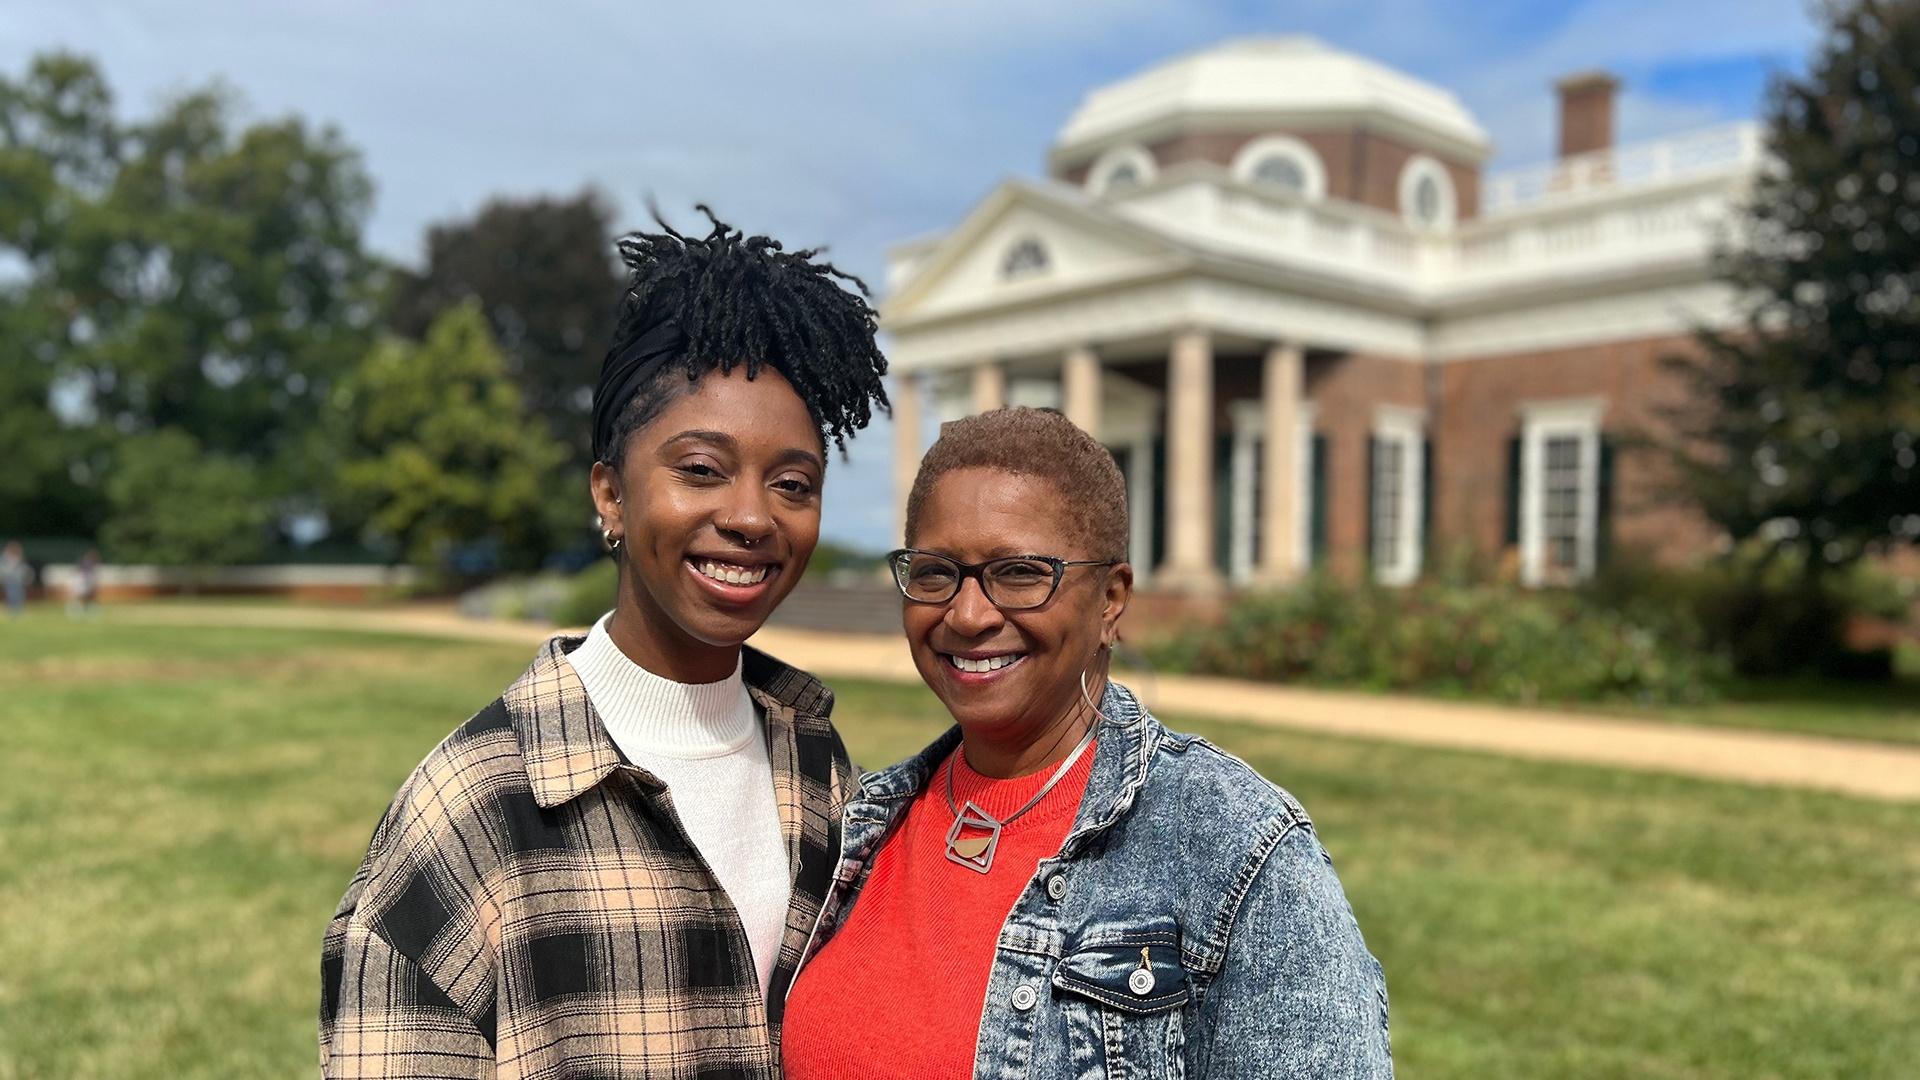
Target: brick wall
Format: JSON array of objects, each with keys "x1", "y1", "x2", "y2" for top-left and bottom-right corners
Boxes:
[
  {"x1": 1432, "y1": 334, "x2": 1721, "y2": 569},
  {"x1": 1305, "y1": 353, "x2": 1429, "y2": 579}
]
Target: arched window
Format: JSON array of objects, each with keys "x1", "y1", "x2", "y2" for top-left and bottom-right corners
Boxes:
[
  {"x1": 1001, "y1": 237, "x2": 1050, "y2": 280},
  {"x1": 1230, "y1": 136, "x2": 1328, "y2": 201},
  {"x1": 1087, "y1": 144, "x2": 1156, "y2": 197},
  {"x1": 1397, "y1": 155, "x2": 1458, "y2": 230},
  {"x1": 1253, "y1": 155, "x2": 1307, "y2": 193}
]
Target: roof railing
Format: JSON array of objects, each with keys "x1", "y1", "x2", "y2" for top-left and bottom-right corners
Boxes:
[{"x1": 1483, "y1": 122, "x2": 1763, "y2": 213}]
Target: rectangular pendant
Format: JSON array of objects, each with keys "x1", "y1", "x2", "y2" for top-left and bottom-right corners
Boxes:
[{"x1": 944, "y1": 801, "x2": 1002, "y2": 873}]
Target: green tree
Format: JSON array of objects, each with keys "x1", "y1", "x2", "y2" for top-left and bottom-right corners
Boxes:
[
  {"x1": 336, "y1": 304, "x2": 572, "y2": 570},
  {"x1": 0, "y1": 52, "x2": 381, "y2": 542},
  {"x1": 1666, "y1": 0, "x2": 1920, "y2": 572},
  {"x1": 101, "y1": 428, "x2": 270, "y2": 567},
  {"x1": 390, "y1": 190, "x2": 620, "y2": 470}
]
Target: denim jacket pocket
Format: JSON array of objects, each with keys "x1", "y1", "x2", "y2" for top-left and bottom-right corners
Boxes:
[{"x1": 1052, "y1": 930, "x2": 1191, "y2": 1079}]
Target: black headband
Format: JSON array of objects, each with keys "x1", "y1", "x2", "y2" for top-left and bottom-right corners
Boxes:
[{"x1": 590, "y1": 315, "x2": 686, "y2": 464}]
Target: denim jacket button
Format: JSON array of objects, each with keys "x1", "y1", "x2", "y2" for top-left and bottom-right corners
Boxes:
[
  {"x1": 1045, "y1": 874, "x2": 1067, "y2": 901},
  {"x1": 1128, "y1": 968, "x2": 1156, "y2": 996},
  {"x1": 1011, "y1": 984, "x2": 1039, "y2": 1011}
]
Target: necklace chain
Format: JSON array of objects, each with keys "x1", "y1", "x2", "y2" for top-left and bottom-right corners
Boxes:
[{"x1": 942, "y1": 716, "x2": 1098, "y2": 828}]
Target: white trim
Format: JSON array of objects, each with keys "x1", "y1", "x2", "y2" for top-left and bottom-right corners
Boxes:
[
  {"x1": 1369, "y1": 408, "x2": 1426, "y2": 585},
  {"x1": 1227, "y1": 401, "x2": 1263, "y2": 583},
  {"x1": 1230, "y1": 135, "x2": 1328, "y2": 201},
  {"x1": 1226, "y1": 400, "x2": 1320, "y2": 581},
  {"x1": 1088, "y1": 144, "x2": 1157, "y2": 197},
  {"x1": 1398, "y1": 154, "x2": 1457, "y2": 231},
  {"x1": 40, "y1": 563, "x2": 420, "y2": 594},
  {"x1": 1518, "y1": 398, "x2": 1604, "y2": 587}
]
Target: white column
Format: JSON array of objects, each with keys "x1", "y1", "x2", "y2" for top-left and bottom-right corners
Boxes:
[
  {"x1": 1062, "y1": 346, "x2": 1101, "y2": 437},
  {"x1": 971, "y1": 361, "x2": 1006, "y2": 414},
  {"x1": 1259, "y1": 342, "x2": 1304, "y2": 583},
  {"x1": 1157, "y1": 330, "x2": 1220, "y2": 592},
  {"x1": 891, "y1": 372, "x2": 923, "y2": 545}
]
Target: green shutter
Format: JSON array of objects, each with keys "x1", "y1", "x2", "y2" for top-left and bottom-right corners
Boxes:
[
  {"x1": 1596, "y1": 436, "x2": 1616, "y2": 569},
  {"x1": 1364, "y1": 436, "x2": 1377, "y2": 569},
  {"x1": 1504, "y1": 435, "x2": 1523, "y2": 547},
  {"x1": 1421, "y1": 436, "x2": 1434, "y2": 571},
  {"x1": 1311, "y1": 434, "x2": 1329, "y2": 567}
]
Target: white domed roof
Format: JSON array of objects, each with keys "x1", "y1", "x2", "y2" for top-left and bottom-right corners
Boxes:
[{"x1": 1055, "y1": 37, "x2": 1491, "y2": 162}]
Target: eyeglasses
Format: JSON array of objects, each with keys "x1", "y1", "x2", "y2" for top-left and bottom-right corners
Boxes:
[{"x1": 886, "y1": 548, "x2": 1117, "y2": 610}]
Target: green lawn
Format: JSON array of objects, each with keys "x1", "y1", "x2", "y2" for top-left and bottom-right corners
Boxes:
[
  {"x1": 2, "y1": 611, "x2": 1916, "y2": 1079},
  {"x1": 1612, "y1": 674, "x2": 1920, "y2": 745}
]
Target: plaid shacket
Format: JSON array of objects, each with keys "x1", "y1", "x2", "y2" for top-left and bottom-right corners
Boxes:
[{"x1": 319, "y1": 634, "x2": 852, "y2": 1079}]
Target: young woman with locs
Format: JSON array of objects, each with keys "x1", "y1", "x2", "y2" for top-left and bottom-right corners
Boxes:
[
  {"x1": 782, "y1": 407, "x2": 1392, "y2": 1079},
  {"x1": 319, "y1": 209, "x2": 889, "y2": 1079}
]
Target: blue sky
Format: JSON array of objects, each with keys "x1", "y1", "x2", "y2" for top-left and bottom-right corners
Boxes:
[{"x1": 3, "y1": 0, "x2": 1818, "y2": 551}]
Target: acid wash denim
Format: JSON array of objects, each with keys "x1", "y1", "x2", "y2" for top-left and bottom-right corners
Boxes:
[{"x1": 797, "y1": 680, "x2": 1392, "y2": 1079}]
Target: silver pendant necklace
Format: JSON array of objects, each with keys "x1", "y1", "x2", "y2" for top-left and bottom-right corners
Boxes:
[{"x1": 942, "y1": 716, "x2": 1099, "y2": 874}]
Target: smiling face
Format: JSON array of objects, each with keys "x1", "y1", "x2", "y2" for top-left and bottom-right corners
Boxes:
[
  {"x1": 902, "y1": 467, "x2": 1132, "y2": 745},
  {"x1": 590, "y1": 365, "x2": 823, "y2": 679}
]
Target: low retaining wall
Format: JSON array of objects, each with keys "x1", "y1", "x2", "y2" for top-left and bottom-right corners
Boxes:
[{"x1": 39, "y1": 564, "x2": 420, "y2": 602}]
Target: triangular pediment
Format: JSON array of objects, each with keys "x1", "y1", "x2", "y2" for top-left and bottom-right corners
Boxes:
[{"x1": 884, "y1": 180, "x2": 1186, "y2": 325}]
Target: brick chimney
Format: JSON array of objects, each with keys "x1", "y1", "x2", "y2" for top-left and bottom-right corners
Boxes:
[{"x1": 1555, "y1": 71, "x2": 1620, "y2": 159}]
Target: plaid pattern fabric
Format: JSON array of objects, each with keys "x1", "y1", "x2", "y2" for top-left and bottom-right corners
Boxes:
[{"x1": 319, "y1": 634, "x2": 851, "y2": 1079}]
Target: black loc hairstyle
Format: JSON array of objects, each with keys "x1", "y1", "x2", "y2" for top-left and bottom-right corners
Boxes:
[{"x1": 593, "y1": 205, "x2": 890, "y2": 465}]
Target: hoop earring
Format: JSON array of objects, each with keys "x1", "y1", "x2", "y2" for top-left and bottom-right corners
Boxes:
[{"x1": 603, "y1": 529, "x2": 622, "y2": 555}]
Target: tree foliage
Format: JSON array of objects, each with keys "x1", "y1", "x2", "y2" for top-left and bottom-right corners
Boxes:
[
  {"x1": 101, "y1": 428, "x2": 271, "y2": 567},
  {"x1": 390, "y1": 191, "x2": 620, "y2": 469},
  {"x1": 335, "y1": 304, "x2": 572, "y2": 570},
  {"x1": 0, "y1": 51, "x2": 380, "y2": 540},
  {"x1": 1667, "y1": 0, "x2": 1920, "y2": 571}
]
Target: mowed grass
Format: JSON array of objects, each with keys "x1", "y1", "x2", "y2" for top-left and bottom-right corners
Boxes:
[
  {"x1": 2, "y1": 612, "x2": 1917, "y2": 1079},
  {"x1": 1616, "y1": 674, "x2": 1920, "y2": 745}
]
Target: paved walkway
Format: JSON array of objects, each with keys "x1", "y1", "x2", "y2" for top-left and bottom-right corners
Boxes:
[{"x1": 109, "y1": 603, "x2": 1920, "y2": 802}]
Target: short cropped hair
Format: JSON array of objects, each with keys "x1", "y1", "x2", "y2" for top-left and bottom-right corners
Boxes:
[{"x1": 905, "y1": 406, "x2": 1129, "y2": 561}]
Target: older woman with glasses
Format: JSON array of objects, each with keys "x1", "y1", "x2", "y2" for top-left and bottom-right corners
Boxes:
[{"x1": 782, "y1": 407, "x2": 1391, "y2": 1079}]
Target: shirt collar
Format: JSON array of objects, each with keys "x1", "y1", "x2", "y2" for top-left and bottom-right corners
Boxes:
[{"x1": 507, "y1": 633, "x2": 836, "y2": 809}]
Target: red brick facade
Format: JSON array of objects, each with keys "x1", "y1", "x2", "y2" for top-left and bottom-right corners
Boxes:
[{"x1": 1432, "y1": 334, "x2": 1720, "y2": 569}]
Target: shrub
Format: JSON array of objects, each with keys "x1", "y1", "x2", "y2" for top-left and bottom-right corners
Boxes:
[
  {"x1": 1148, "y1": 575, "x2": 1728, "y2": 706},
  {"x1": 457, "y1": 571, "x2": 578, "y2": 623},
  {"x1": 1582, "y1": 545, "x2": 1906, "y2": 679},
  {"x1": 552, "y1": 560, "x2": 619, "y2": 628}
]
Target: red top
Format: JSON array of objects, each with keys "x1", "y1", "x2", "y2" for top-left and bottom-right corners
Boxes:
[{"x1": 782, "y1": 740, "x2": 1096, "y2": 1079}]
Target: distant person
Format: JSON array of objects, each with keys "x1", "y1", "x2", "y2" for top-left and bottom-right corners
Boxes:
[
  {"x1": 68, "y1": 548, "x2": 100, "y2": 619},
  {"x1": 783, "y1": 408, "x2": 1393, "y2": 1079},
  {"x1": 1, "y1": 541, "x2": 30, "y2": 618},
  {"x1": 319, "y1": 209, "x2": 890, "y2": 1079}
]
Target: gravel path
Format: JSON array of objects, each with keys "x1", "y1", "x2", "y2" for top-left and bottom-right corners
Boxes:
[{"x1": 109, "y1": 603, "x2": 1920, "y2": 802}]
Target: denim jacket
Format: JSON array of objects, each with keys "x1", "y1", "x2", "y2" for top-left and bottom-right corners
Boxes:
[{"x1": 797, "y1": 681, "x2": 1392, "y2": 1079}]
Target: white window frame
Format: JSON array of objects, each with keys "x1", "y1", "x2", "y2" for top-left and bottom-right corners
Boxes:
[
  {"x1": 1397, "y1": 154, "x2": 1458, "y2": 231},
  {"x1": 1223, "y1": 400, "x2": 1316, "y2": 581},
  {"x1": 1230, "y1": 135, "x2": 1328, "y2": 201},
  {"x1": 1371, "y1": 407, "x2": 1426, "y2": 586},
  {"x1": 1519, "y1": 399, "x2": 1604, "y2": 587},
  {"x1": 1087, "y1": 143, "x2": 1157, "y2": 197}
]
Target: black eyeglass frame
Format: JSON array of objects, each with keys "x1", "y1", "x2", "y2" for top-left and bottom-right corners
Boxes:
[{"x1": 885, "y1": 548, "x2": 1119, "y2": 610}]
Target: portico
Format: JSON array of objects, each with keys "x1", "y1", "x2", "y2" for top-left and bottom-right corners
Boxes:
[{"x1": 890, "y1": 328, "x2": 1312, "y2": 593}]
